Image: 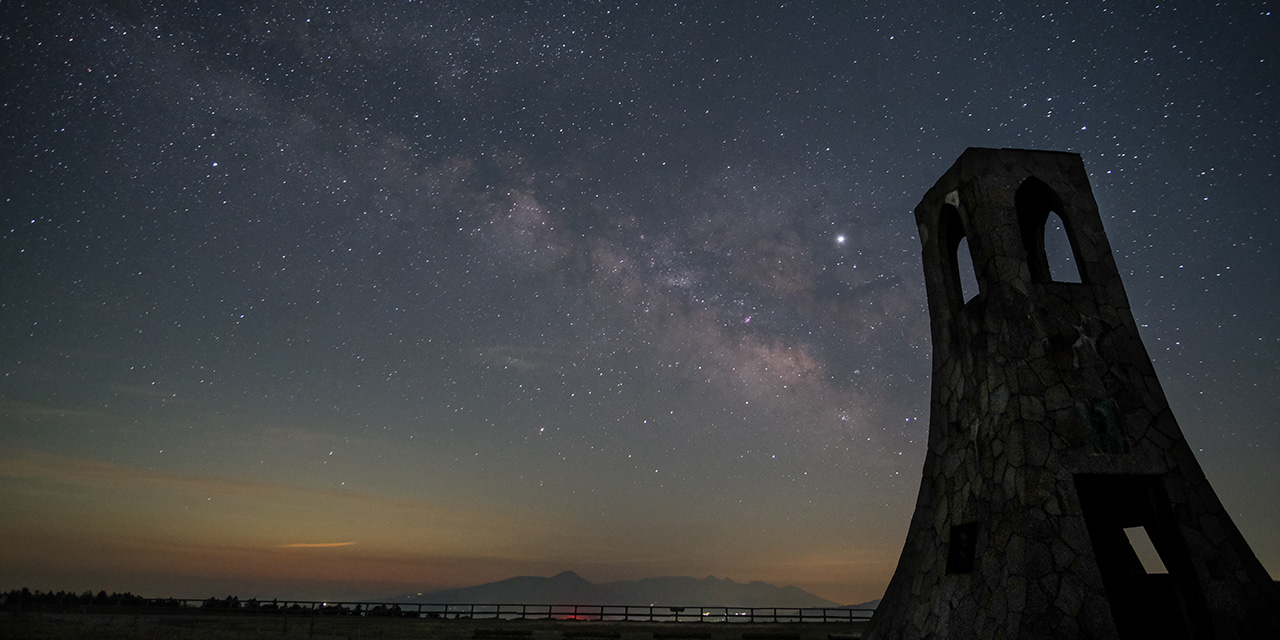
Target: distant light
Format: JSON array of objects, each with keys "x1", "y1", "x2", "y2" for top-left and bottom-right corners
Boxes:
[{"x1": 836, "y1": 235, "x2": 846, "y2": 245}]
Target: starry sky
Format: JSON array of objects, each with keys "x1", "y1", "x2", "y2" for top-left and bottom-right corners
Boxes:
[{"x1": 1, "y1": 1, "x2": 1277, "y2": 606}]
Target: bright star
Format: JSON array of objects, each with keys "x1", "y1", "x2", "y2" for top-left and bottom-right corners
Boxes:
[{"x1": 835, "y1": 234, "x2": 846, "y2": 245}]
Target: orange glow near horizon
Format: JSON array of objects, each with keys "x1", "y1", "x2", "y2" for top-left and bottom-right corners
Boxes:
[{"x1": 0, "y1": 446, "x2": 904, "y2": 604}]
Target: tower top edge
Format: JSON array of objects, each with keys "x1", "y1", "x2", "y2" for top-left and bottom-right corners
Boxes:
[
  {"x1": 915, "y1": 148, "x2": 1086, "y2": 221},
  {"x1": 963, "y1": 146, "x2": 1081, "y2": 158}
]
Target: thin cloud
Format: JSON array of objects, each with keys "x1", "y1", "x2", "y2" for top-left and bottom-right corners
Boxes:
[
  {"x1": 0, "y1": 449, "x2": 557, "y2": 537},
  {"x1": 0, "y1": 400, "x2": 110, "y2": 420},
  {"x1": 278, "y1": 542, "x2": 358, "y2": 548}
]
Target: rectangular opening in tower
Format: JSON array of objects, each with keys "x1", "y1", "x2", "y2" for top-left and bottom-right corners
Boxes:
[
  {"x1": 1074, "y1": 474, "x2": 1209, "y2": 640},
  {"x1": 1123, "y1": 526, "x2": 1169, "y2": 574},
  {"x1": 945, "y1": 522, "x2": 978, "y2": 574}
]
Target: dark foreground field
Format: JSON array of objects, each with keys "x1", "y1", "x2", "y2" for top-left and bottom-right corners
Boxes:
[{"x1": 0, "y1": 612, "x2": 866, "y2": 640}]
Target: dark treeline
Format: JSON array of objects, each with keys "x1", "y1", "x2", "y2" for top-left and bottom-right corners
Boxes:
[
  {"x1": 1, "y1": 588, "x2": 160, "y2": 608},
  {"x1": 0, "y1": 588, "x2": 418, "y2": 617}
]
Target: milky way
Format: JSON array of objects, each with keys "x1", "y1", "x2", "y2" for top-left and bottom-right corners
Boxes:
[{"x1": 1, "y1": 2, "x2": 1276, "y2": 604}]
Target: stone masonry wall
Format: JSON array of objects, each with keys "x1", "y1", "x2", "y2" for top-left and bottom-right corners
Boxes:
[{"x1": 865, "y1": 148, "x2": 1280, "y2": 640}]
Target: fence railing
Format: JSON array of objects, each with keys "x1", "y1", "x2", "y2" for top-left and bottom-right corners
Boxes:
[{"x1": 2, "y1": 596, "x2": 874, "y2": 624}]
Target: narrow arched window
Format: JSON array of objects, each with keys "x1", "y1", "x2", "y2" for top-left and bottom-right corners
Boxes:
[
  {"x1": 1043, "y1": 211, "x2": 1081, "y2": 283},
  {"x1": 956, "y1": 236, "x2": 980, "y2": 302},
  {"x1": 940, "y1": 204, "x2": 980, "y2": 308},
  {"x1": 1016, "y1": 178, "x2": 1085, "y2": 283}
]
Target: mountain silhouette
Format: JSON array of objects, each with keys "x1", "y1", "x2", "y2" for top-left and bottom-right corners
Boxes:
[{"x1": 393, "y1": 571, "x2": 843, "y2": 608}]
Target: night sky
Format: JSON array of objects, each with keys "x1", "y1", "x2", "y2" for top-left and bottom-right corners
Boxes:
[{"x1": 2, "y1": 1, "x2": 1277, "y2": 606}]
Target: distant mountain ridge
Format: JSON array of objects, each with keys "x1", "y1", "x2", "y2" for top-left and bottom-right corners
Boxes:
[{"x1": 393, "y1": 571, "x2": 846, "y2": 608}]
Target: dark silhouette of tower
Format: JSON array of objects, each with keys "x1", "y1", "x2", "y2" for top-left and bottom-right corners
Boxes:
[{"x1": 867, "y1": 148, "x2": 1280, "y2": 639}]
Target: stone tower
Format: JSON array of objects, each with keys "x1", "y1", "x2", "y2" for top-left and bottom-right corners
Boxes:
[{"x1": 867, "y1": 148, "x2": 1280, "y2": 639}]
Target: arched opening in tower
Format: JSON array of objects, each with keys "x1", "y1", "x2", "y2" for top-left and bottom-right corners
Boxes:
[
  {"x1": 1015, "y1": 177, "x2": 1085, "y2": 284},
  {"x1": 940, "y1": 203, "x2": 980, "y2": 306},
  {"x1": 954, "y1": 236, "x2": 980, "y2": 303},
  {"x1": 1043, "y1": 211, "x2": 1081, "y2": 283}
]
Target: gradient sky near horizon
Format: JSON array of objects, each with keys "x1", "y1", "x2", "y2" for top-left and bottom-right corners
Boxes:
[{"x1": 1, "y1": 1, "x2": 1277, "y2": 605}]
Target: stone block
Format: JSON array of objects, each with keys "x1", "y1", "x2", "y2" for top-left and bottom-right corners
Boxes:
[
  {"x1": 992, "y1": 384, "x2": 1010, "y2": 414},
  {"x1": 1044, "y1": 384, "x2": 1072, "y2": 411},
  {"x1": 1008, "y1": 438, "x2": 1026, "y2": 467},
  {"x1": 1201, "y1": 513, "x2": 1227, "y2": 547},
  {"x1": 1027, "y1": 434, "x2": 1050, "y2": 467},
  {"x1": 1007, "y1": 576, "x2": 1027, "y2": 614},
  {"x1": 1019, "y1": 395, "x2": 1045, "y2": 422}
]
